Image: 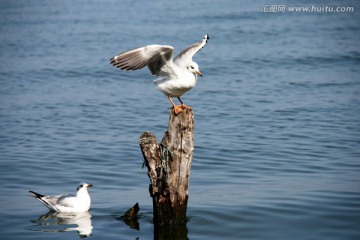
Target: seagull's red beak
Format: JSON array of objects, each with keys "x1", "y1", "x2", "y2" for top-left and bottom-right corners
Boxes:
[
  {"x1": 196, "y1": 70, "x2": 203, "y2": 77},
  {"x1": 87, "y1": 184, "x2": 93, "y2": 188}
]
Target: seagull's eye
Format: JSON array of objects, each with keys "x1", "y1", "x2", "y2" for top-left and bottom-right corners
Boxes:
[
  {"x1": 191, "y1": 66, "x2": 194, "y2": 69},
  {"x1": 80, "y1": 185, "x2": 83, "y2": 188}
]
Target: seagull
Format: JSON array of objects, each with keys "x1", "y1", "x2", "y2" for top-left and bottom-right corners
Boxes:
[
  {"x1": 29, "y1": 182, "x2": 92, "y2": 212},
  {"x1": 110, "y1": 34, "x2": 209, "y2": 114}
]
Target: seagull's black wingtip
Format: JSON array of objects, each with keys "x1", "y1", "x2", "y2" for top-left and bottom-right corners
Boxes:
[
  {"x1": 204, "y1": 34, "x2": 209, "y2": 43},
  {"x1": 29, "y1": 191, "x2": 44, "y2": 199}
]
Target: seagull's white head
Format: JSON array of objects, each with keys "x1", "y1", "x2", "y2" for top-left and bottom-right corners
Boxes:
[
  {"x1": 187, "y1": 62, "x2": 202, "y2": 77},
  {"x1": 77, "y1": 182, "x2": 93, "y2": 192}
]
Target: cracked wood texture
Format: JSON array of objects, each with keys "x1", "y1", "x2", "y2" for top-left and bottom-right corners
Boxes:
[{"x1": 139, "y1": 108, "x2": 194, "y2": 226}]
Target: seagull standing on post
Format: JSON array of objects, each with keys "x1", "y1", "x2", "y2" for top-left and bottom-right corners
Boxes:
[{"x1": 110, "y1": 34, "x2": 209, "y2": 114}]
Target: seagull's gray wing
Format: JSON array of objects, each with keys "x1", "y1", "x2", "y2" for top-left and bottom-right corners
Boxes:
[
  {"x1": 29, "y1": 191, "x2": 71, "y2": 211},
  {"x1": 56, "y1": 194, "x2": 77, "y2": 208},
  {"x1": 174, "y1": 34, "x2": 209, "y2": 69},
  {"x1": 110, "y1": 45, "x2": 174, "y2": 76}
]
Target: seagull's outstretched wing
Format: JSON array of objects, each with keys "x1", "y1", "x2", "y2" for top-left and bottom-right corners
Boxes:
[
  {"x1": 174, "y1": 34, "x2": 209, "y2": 69},
  {"x1": 110, "y1": 45, "x2": 174, "y2": 76}
]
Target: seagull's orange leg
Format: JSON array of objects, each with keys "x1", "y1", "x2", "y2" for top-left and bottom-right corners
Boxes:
[
  {"x1": 178, "y1": 97, "x2": 192, "y2": 110},
  {"x1": 168, "y1": 96, "x2": 182, "y2": 114}
]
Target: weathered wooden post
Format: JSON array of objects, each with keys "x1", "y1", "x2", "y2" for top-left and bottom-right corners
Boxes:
[{"x1": 139, "y1": 108, "x2": 194, "y2": 228}]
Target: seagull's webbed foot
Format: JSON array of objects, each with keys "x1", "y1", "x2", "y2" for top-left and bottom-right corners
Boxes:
[
  {"x1": 177, "y1": 97, "x2": 191, "y2": 112},
  {"x1": 173, "y1": 105, "x2": 183, "y2": 115},
  {"x1": 168, "y1": 96, "x2": 183, "y2": 115},
  {"x1": 168, "y1": 96, "x2": 192, "y2": 115},
  {"x1": 180, "y1": 104, "x2": 192, "y2": 110}
]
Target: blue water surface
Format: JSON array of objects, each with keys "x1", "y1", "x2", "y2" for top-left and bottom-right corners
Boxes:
[{"x1": 1, "y1": 0, "x2": 360, "y2": 239}]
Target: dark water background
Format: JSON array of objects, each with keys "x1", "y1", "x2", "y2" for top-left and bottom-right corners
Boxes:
[{"x1": 1, "y1": 0, "x2": 360, "y2": 239}]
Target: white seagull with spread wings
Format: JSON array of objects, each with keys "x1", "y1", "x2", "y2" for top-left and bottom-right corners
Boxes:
[
  {"x1": 29, "y1": 182, "x2": 92, "y2": 212},
  {"x1": 110, "y1": 34, "x2": 209, "y2": 114}
]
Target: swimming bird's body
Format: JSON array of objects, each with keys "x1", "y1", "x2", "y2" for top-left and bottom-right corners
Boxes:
[
  {"x1": 29, "y1": 182, "x2": 92, "y2": 212},
  {"x1": 110, "y1": 34, "x2": 209, "y2": 114}
]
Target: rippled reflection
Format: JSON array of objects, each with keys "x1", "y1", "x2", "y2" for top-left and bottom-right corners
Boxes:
[{"x1": 29, "y1": 211, "x2": 93, "y2": 238}]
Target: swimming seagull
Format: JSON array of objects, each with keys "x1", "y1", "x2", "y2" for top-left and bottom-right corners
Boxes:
[
  {"x1": 110, "y1": 34, "x2": 209, "y2": 114},
  {"x1": 29, "y1": 182, "x2": 92, "y2": 212}
]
